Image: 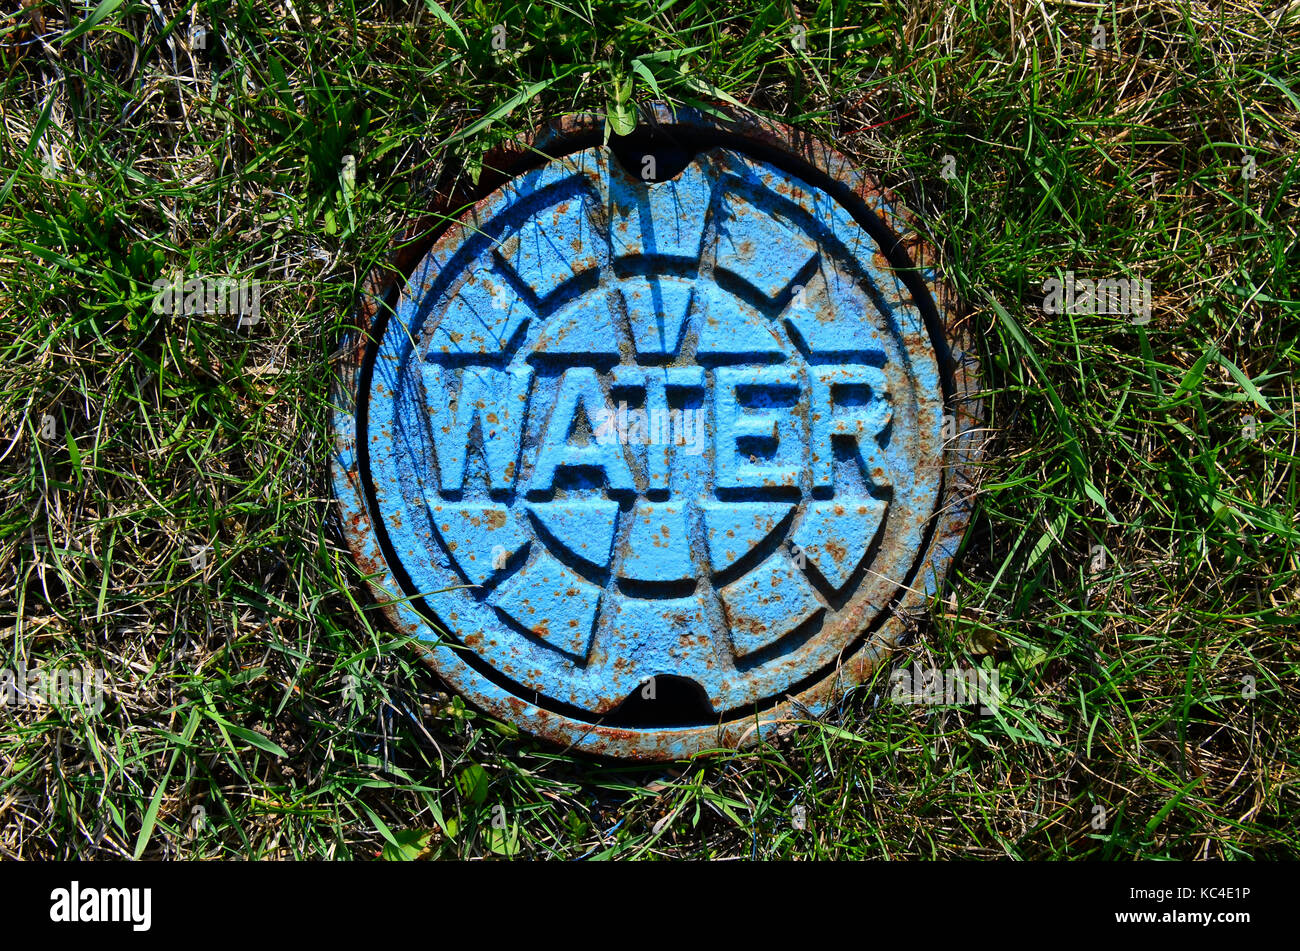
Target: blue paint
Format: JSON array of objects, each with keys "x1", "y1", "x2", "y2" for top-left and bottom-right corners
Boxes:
[
  {"x1": 335, "y1": 120, "x2": 966, "y2": 758},
  {"x1": 421, "y1": 365, "x2": 532, "y2": 490},
  {"x1": 528, "y1": 368, "x2": 635, "y2": 494}
]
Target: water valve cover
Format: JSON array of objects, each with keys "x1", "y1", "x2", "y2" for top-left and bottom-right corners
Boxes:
[{"x1": 331, "y1": 107, "x2": 982, "y2": 759}]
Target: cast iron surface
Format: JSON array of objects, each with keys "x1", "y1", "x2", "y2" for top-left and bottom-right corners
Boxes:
[{"x1": 332, "y1": 105, "x2": 983, "y2": 760}]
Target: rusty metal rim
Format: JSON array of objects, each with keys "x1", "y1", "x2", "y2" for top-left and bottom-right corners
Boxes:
[{"x1": 330, "y1": 102, "x2": 985, "y2": 760}]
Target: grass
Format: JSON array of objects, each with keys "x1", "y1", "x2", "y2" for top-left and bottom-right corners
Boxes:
[{"x1": 0, "y1": 0, "x2": 1297, "y2": 859}]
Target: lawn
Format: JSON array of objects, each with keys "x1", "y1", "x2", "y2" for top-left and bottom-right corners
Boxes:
[{"x1": 0, "y1": 0, "x2": 1297, "y2": 859}]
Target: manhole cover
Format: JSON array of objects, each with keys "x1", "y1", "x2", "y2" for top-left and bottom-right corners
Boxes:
[{"x1": 333, "y1": 106, "x2": 982, "y2": 760}]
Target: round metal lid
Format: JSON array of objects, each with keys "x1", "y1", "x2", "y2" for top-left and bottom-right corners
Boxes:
[{"x1": 332, "y1": 106, "x2": 982, "y2": 760}]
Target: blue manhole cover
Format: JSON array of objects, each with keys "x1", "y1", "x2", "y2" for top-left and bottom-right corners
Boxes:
[{"x1": 332, "y1": 106, "x2": 983, "y2": 759}]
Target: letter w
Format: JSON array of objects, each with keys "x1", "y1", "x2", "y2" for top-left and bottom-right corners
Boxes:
[{"x1": 421, "y1": 365, "x2": 532, "y2": 491}]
